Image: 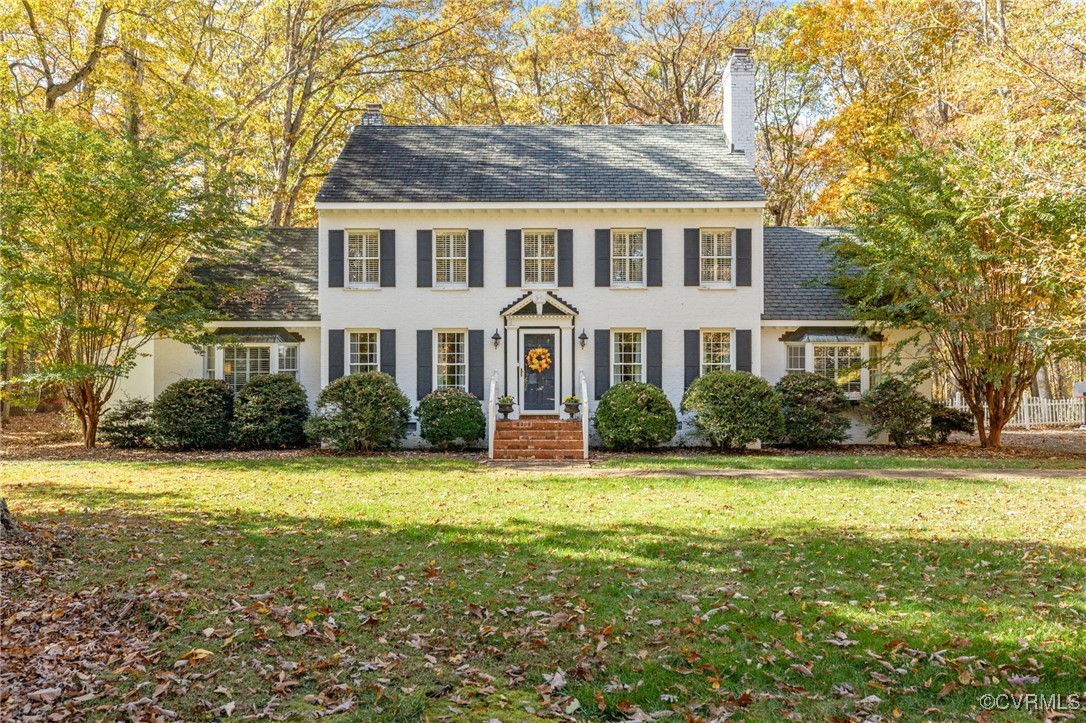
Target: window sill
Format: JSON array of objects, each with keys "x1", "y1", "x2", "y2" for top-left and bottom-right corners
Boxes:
[
  {"x1": 610, "y1": 284, "x2": 648, "y2": 290},
  {"x1": 432, "y1": 286, "x2": 470, "y2": 292},
  {"x1": 699, "y1": 284, "x2": 737, "y2": 290},
  {"x1": 344, "y1": 285, "x2": 381, "y2": 291}
]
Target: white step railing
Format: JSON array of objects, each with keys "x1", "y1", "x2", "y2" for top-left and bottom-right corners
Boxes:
[
  {"x1": 948, "y1": 394, "x2": 1086, "y2": 430},
  {"x1": 487, "y1": 370, "x2": 499, "y2": 459},
  {"x1": 578, "y1": 369, "x2": 590, "y2": 459}
]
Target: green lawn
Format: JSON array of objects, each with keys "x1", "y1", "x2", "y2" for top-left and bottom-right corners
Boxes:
[
  {"x1": 597, "y1": 453, "x2": 1086, "y2": 471},
  {"x1": 3, "y1": 457, "x2": 1085, "y2": 721}
]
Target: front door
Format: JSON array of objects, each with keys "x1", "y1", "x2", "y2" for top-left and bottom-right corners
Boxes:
[{"x1": 522, "y1": 332, "x2": 557, "y2": 412}]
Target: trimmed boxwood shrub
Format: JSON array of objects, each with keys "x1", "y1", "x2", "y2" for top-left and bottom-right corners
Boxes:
[
  {"x1": 860, "y1": 378, "x2": 931, "y2": 447},
  {"x1": 929, "y1": 403, "x2": 975, "y2": 443},
  {"x1": 775, "y1": 372, "x2": 851, "y2": 448},
  {"x1": 232, "y1": 374, "x2": 310, "y2": 449},
  {"x1": 416, "y1": 388, "x2": 486, "y2": 449},
  {"x1": 153, "y1": 379, "x2": 234, "y2": 450},
  {"x1": 99, "y1": 398, "x2": 155, "y2": 448},
  {"x1": 594, "y1": 382, "x2": 677, "y2": 451},
  {"x1": 681, "y1": 371, "x2": 783, "y2": 449},
  {"x1": 305, "y1": 372, "x2": 410, "y2": 451}
]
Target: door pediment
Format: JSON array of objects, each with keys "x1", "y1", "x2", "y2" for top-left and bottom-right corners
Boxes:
[{"x1": 500, "y1": 291, "x2": 578, "y2": 319}]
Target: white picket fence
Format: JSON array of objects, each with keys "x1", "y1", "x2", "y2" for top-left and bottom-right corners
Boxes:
[{"x1": 948, "y1": 394, "x2": 1086, "y2": 430}]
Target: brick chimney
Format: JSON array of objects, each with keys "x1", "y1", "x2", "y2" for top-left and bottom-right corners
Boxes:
[
  {"x1": 721, "y1": 48, "x2": 755, "y2": 169},
  {"x1": 360, "y1": 102, "x2": 385, "y2": 126}
]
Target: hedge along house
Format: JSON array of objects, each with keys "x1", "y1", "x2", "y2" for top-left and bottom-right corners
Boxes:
[{"x1": 118, "y1": 49, "x2": 921, "y2": 456}]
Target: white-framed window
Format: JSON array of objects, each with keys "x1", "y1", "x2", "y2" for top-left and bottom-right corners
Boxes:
[
  {"x1": 434, "y1": 230, "x2": 468, "y2": 287},
  {"x1": 204, "y1": 345, "x2": 216, "y2": 380},
  {"x1": 435, "y1": 331, "x2": 467, "y2": 390},
  {"x1": 611, "y1": 229, "x2": 645, "y2": 286},
  {"x1": 278, "y1": 345, "x2": 298, "y2": 380},
  {"x1": 349, "y1": 331, "x2": 379, "y2": 374},
  {"x1": 700, "y1": 228, "x2": 734, "y2": 286},
  {"x1": 612, "y1": 330, "x2": 644, "y2": 384},
  {"x1": 523, "y1": 229, "x2": 557, "y2": 287},
  {"x1": 701, "y1": 330, "x2": 733, "y2": 374},
  {"x1": 207, "y1": 341, "x2": 299, "y2": 391},
  {"x1": 223, "y1": 346, "x2": 271, "y2": 392},
  {"x1": 786, "y1": 345, "x2": 806, "y2": 374},
  {"x1": 347, "y1": 229, "x2": 380, "y2": 287},
  {"x1": 813, "y1": 344, "x2": 864, "y2": 397}
]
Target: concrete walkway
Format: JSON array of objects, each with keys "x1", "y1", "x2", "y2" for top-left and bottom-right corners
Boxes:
[{"x1": 485, "y1": 461, "x2": 1086, "y2": 480}]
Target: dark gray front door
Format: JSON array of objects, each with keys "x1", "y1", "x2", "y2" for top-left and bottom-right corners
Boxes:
[{"x1": 523, "y1": 332, "x2": 557, "y2": 411}]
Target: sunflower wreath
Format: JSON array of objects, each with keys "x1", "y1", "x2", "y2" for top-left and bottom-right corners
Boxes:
[{"x1": 525, "y1": 347, "x2": 552, "y2": 373}]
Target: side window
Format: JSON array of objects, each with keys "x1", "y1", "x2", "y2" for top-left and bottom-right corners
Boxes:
[{"x1": 786, "y1": 344, "x2": 806, "y2": 374}]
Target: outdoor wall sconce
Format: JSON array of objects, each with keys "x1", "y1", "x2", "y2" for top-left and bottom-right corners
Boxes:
[
  {"x1": 578, "y1": 329, "x2": 589, "y2": 349},
  {"x1": 492, "y1": 329, "x2": 502, "y2": 349}
]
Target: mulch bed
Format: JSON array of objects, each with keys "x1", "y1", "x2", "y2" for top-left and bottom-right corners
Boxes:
[{"x1": 2, "y1": 411, "x2": 1083, "y2": 463}]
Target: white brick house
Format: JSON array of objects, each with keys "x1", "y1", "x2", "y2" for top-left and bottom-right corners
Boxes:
[{"x1": 119, "y1": 49, "x2": 913, "y2": 449}]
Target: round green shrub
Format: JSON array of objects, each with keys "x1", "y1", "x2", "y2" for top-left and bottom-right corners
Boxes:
[
  {"x1": 775, "y1": 372, "x2": 851, "y2": 448},
  {"x1": 929, "y1": 403, "x2": 976, "y2": 443},
  {"x1": 305, "y1": 372, "x2": 410, "y2": 451},
  {"x1": 860, "y1": 378, "x2": 931, "y2": 447},
  {"x1": 231, "y1": 374, "x2": 310, "y2": 449},
  {"x1": 152, "y1": 379, "x2": 233, "y2": 450},
  {"x1": 99, "y1": 398, "x2": 155, "y2": 448},
  {"x1": 594, "y1": 382, "x2": 677, "y2": 451},
  {"x1": 416, "y1": 388, "x2": 486, "y2": 449},
  {"x1": 681, "y1": 371, "x2": 783, "y2": 449}
]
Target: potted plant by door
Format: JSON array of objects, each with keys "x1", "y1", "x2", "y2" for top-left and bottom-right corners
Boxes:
[
  {"x1": 497, "y1": 395, "x2": 515, "y2": 419},
  {"x1": 563, "y1": 395, "x2": 581, "y2": 420}
]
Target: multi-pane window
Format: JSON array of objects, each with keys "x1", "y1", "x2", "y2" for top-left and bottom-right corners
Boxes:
[
  {"x1": 786, "y1": 345, "x2": 806, "y2": 375},
  {"x1": 700, "y1": 228, "x2": 734, "y2": 285},
  {"x1": 523, "y1": 230, "x2": 556, "y2": 286},
  {"x1": 278, "y1": 345, "x2": 298, "y2": 380},
  {"x1": 701, "y1": 331, "x2": 733, "y2": 373},
  {"x1": 813, "y1": 344, "x2": 863, "y2": 396},
  {"x1": 204, "y1": 345, "x2": 216, "y2": 380},
  {"x1": 611, "y1": 230, "x2": 645, "y2": 285},
  {"x1": 347, "y1": 230, "x2": 380, "y2": 286},
  {"x1": 349, "y1": 331, "x2": 379, "y2": 374},
  {"x1": 612, "y1": 331, "x2": 644, "y2": 384},
  {"x1": 436, "y1": 331, "x2": 466, "y2": 390},
  {"x1": 223, "y1": 346, "x2": 271, "y2": 392},
  {"x1": 435, "y1": 230, "x2": 468, "y2": 287}
]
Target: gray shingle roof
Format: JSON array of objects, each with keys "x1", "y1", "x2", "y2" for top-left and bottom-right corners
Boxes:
[
  {"x1": 190, "y1": 228, "x2": 319, "y2": 322},
  {"x1": 763, "y1": 227, "x2": 849, "y2": 321},
  {"x1": 317, "y1": 125, "x2": 765, "y2": 204}
]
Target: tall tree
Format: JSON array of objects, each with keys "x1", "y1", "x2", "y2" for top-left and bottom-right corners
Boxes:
[
  {"x1": 832, "y1": 142, "x2": 1086, "y2": 448},
  {"x1": 0, "y1": 114, "x2": 245, "y2": 446}
]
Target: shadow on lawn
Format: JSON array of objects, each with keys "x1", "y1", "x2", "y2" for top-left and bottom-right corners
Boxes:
[{"x1": 8, "y1": 482, "x2": 1086, "y2": 722}]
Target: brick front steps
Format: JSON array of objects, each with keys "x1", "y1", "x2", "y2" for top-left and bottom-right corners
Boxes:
[{"x1": 492, "y1": 416, "x2": 584, "y2": 460}]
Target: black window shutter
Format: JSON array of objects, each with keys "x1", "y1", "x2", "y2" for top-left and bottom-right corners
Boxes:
[
  {"x1": 684, "y1": 330, "x2": 700, "y2": 388},
  {"x1": 328, "y1": 329, "x2": 345, "y2": 382},
  {"x1": 683, "y1": 228, "x2": 699, "y2": 287},
  {"x1": 417, "y1": 230, "x2": 432, "y2": 287},
  {"x1": 557, "y1": 229, "x2": 573, "y2": 287},
  {"x1": 594, "y1": 230, "x2": 610, "y2": 287},
  {"x1": 736, "y1": 229, "x2": 752, "y2": 287},
  {"x1": 646, "y1": 329, "x2": 662, "y2": 387},
  {"x1": 328, "y1": 230, "x2": 344, "y2": 288},
  {"x1": 416, "y1": 330, "x2": 433, "y2": 399},
  {"x1": 736, "y1": 329, "x2": 752, "y2": 372},
  {"x1": 468, "y1": 330, "x2": 484, "y2": 399},
  {"x1": 594, "y1": 329, "x2": 610, "y2": 399},
  {"x1": 380, "y1": 329, "x2": 396, "y2": 378},
  {"x1": 506, "y1": 229, "x2": 522, "y2": 287},
  {"x1": 468, "y1": 230, "x2": 484, "y2": 288},
  {"x1": 647, "y1": 229, "x2": 663, "y2": 287},
  {"x1": 379, "y1": 230, "x2": 395, "y2": 287}
]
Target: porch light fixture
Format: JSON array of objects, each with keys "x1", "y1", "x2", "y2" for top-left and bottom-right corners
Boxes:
[
  {"x1": 578, "y1": 329, "x2": 589, "y2": 349},
  {"x1": 491, "y1": 329, "x2": 502, "y2": 349}
]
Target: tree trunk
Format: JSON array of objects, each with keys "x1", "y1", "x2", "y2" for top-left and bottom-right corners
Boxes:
[{"x1": 1, "y1": 499, "x2": 24, "y2": 539}]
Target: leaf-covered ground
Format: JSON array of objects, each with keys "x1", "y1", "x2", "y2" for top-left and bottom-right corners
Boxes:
[{"x1": 3, "y1": 458, "x2": 1084, "y2": 721}]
